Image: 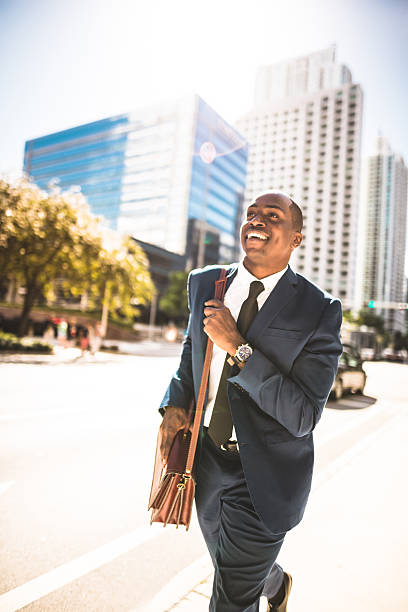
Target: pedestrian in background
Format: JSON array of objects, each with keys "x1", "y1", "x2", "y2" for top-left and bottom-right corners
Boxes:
[
  {"x1": 89, "y1": 322, "x2": 103, "y2": 355},
  {"x1": 78, "y1": 325, "x2": 89, "y2": 356},
  {"x1": 67, "y1": 318, "x2": 78, "y2": 348},
  {"x1": 43, "y1": 321, "x2": 55, "y2": 342},
  {"x1": 56, "y1": 317, "x2": 68, "y2": 347}
]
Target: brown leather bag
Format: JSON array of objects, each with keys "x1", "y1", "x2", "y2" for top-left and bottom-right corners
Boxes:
[{"x1": 148, "y1": 268, "x2": 228, "y2": 529}]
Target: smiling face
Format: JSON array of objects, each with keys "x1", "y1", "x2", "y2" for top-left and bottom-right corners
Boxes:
[{"x1": 240, "y1": 192, "x2": 303, "y2": 278}]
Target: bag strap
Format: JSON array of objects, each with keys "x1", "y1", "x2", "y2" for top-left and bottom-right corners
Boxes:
[{"x1": 184, "y1": 267, "x2": 228, "y2": 475}]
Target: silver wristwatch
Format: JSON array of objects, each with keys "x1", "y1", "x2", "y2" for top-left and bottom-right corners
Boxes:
[{"x1": 227, "y1": 343, "x2": 253, "y2": 366}]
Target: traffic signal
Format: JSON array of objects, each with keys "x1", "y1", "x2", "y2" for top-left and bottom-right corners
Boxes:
[{"x1": 368, "y1": 300, "x2": 375, "y2": 308}]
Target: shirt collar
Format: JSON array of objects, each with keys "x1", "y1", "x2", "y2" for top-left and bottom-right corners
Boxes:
[{"x1": 236, "y1": 261, "x2": 289, "y2": 292}]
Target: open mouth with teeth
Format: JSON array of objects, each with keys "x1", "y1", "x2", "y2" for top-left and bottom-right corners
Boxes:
[{"x1": 245, "y1": 231, "x2": 269, "y2": 242}]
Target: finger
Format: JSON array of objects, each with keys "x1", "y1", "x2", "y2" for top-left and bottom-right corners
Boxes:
[
  {"x1": 203, "y1": 316, "x2": 217, "y2": 325},
  {"x1": 203, "y1": 310, "x2": 217, "y2": 318},
  {"x1": 204, "y1": 299, "x2": 223, "y2": 307},
  {"x1": 204, "y1": 305, "x2": 226, "y2": 315}
]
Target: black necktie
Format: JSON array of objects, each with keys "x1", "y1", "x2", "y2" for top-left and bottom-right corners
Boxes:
[{"x1": 207, "y1": 280, "x2": 265, "y2": 447}]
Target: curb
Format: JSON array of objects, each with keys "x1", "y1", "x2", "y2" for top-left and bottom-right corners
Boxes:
[{"x1": 136, "y1": 555, "x2": 212, "y2": 612}]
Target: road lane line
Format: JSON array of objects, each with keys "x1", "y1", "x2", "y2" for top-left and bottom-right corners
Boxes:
[
  {"x1": 0, "y1": 481, "x2": 14, "y2": 496},
  {"x1": 0, "y1": 525, "x2": 163, "y2": 612},
  {"x1": 0, "y1": 397, "x2": 396, "y2": 611}
]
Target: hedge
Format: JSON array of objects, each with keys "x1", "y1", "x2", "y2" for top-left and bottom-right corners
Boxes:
[{"x1": 0, "y1": 331, "x2": 53, "y2": 354}]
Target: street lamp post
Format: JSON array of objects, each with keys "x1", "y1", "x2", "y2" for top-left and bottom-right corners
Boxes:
[
  {"x1": 197, "y1": 136, "x2": 216, "y2": 269},
  {"x1": 148, "y1": 292, "x2": 158, "y2": 341}
]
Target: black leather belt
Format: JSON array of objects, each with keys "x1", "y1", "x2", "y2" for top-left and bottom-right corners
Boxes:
[{"x1": 203, "y1": 428, "x2": 240, "y2": 454}]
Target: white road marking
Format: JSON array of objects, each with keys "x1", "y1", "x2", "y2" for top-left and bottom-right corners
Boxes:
[
  {"x1": 0, "y1": 481, "x2": 14, "y2": 496},
  {"x1": 0, "y1": 525, "x2": 164, "y2": 612},
  {"x1": 0, "y1": 395, "x2": 397, "y2": 612}
]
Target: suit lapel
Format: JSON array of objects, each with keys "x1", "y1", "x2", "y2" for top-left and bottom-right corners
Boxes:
[
  {"x1": 246, "y1": 266, "x2": 298, "y2": 343},
  {"x1": 225, "y1": 263, "x2": 239, "y2": 292},
  {"x1": 197, "y1": 263, "x2": 298, "y2": 356},
  {"x1": 199, "y1": 263, "x2": 239, "y2": 354}
]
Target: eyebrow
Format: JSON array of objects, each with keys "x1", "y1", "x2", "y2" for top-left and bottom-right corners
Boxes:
[{"x1": 247, "y1": 204, "x2": 286, "y2": 213}]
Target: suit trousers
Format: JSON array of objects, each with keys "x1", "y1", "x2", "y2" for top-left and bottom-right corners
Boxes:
[{"x1": 195, "y1": 430, "x2": 286, "y2": 612}]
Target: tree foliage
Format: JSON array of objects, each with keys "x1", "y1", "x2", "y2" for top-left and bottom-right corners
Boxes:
[
  {"x1": 159, "y1": 270, "x2": 189, "y2": 323},
  {"x1": 87, "y1": 229, "x2": 154, "y2": 322},
  {"x1": 353, "y1": 309, "x2": 385, "y2": 333},
  {"x1": 0, "y1": 177, "x2": 154, "y2": 335}
]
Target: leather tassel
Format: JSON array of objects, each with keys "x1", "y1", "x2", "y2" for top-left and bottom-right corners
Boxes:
[
  {"x1": 165, "y1": 484, "x2": 182, "y2": 527},
  {"x1": 176, "y1": 487, "x2": 184, "y2": 528}
]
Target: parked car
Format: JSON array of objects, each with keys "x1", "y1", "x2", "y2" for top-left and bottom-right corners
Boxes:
[
  {"x1": 330, "y1": 343, "x2": 367, "y2": 400},
  {"x1": 381, "y1": 348, "x2": 406, "y2": 363}
]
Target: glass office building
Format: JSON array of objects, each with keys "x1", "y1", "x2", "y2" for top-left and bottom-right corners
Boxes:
[{"x1": 24, "y1": 96, "x2": 248, "y2": 266}]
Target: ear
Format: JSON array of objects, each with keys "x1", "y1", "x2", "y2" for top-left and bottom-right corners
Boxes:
[{"x1": 291, "y1": 232, "x2": 302, "y2": 250}]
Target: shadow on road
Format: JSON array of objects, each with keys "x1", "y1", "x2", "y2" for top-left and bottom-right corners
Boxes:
[{"x1": 326, "y1": 394, "x2": 377, "y2": 411}]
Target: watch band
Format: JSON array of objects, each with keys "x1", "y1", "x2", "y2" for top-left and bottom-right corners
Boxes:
[
  {"x1": 227, "y1": 354, "x2": 241, "y2": 366},
  {"x1": 227, "y1": 343, "x2": 253, "y2": 366}
]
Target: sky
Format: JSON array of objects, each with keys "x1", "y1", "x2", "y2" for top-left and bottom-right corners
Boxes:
[{"x1": 0, "y1": 0, "x2": 407, "y2": 176}]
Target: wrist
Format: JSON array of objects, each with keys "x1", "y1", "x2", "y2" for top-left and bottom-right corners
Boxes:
[
  {"x1": 226, "y1": 334, "x2": 246, "y2": 356},
  {"x1": 163, "y1": 405, "x2": 187, "y2": 415},
  {"x1": 227, "y1": 340, "x2": 253, "y2": 366}
]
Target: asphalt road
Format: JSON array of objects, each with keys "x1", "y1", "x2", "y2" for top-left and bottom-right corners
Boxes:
[{"x1": 0, "y1": 354, "x2": 406, "y2": 611}]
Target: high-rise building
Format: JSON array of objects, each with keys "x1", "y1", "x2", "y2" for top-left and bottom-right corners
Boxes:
[
  {"x1": 255, "y1": 46, "x2": 352, "y2": 105},
  {"x1": 24, "y1": 96, "x2": 248, "y2": 268},
  {"x1": 236, "y1": 47, "x2": 363, "y2": 307},
  {"x1": 362, "y1": 136, "x2": 408, "y2": 333}
]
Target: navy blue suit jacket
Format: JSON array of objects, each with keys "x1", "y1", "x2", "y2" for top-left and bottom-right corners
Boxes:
[{"x1": 160, "y1": 263, "x2": 343, "y2": 533}]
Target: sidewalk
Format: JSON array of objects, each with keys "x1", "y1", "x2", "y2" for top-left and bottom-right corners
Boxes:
[
  {"x1": 0, "y1": 339, "x2": 182, "y2": 363},
  {"x1": 152, "y1": 404, "x2": 408, "y2": 611}
]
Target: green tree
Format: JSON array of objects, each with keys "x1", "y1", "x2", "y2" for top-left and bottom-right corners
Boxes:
[
  {"x1": 342, "y1": 309, "x2": 355, "y2": 324},
  {"x1": 0, "y1": 178, "x2": 153, "y2": 336},
  {"x1": 159, "y1": 270, "x2": 189, "y2": 324},
  {"x1": 354, "y1": 309, "x2": 385, "y2": 334},
  {"x1": 85, "y1": 230, "x2": 154, "y2": 333},
  {"x1": 0, "y1": 178, "x2": 103, "y2": 335}
]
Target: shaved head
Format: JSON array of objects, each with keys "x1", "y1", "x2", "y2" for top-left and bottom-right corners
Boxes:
[
  {"x1": 288, "y1": 198, "x2": 303, "y2": 232},
  {"x1": 251, "y1": 191, "x2": 303, "y2": 232}
]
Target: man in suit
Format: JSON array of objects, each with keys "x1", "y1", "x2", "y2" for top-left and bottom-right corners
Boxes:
[{"x1": 159, "y1": 191, "x2": 343, "y2": 611}]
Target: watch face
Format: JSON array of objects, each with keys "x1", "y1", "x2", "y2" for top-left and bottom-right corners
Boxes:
[{"x1": 237, "y1": 344, "x2": 252, "y2": 362}]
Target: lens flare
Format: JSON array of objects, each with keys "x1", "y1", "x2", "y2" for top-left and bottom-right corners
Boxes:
[{"x1": 199, "y1": 142, "x2": 217, "y2": 164}]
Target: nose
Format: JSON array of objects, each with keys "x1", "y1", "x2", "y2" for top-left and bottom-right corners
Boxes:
[{"x1": 249, "y1": 214, "x2": 266, "y2": 226}]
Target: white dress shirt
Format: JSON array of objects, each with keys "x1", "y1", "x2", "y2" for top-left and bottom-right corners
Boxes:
[{"x1": 204, "y1": 261, "x2": 289, "y2": 437}]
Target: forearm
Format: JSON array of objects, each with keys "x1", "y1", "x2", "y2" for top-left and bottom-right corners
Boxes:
[
  {"x1": 229, "y1": 349, "x2": 325, "y2": 436},
  {"x1": 229, "y1": 299, "x2": 342, "y2": 437},
  {"x1": 159, "y1": 333, "x2": 193, "y2": 415}
]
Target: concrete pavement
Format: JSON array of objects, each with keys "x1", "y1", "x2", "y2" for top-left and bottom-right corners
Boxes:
[
  {"x1": 0, "y1": 339, "x2": 183, "y2": 364},
  {"x1": 1, "y1": 354, "x2": 406, "y2": 611}
]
